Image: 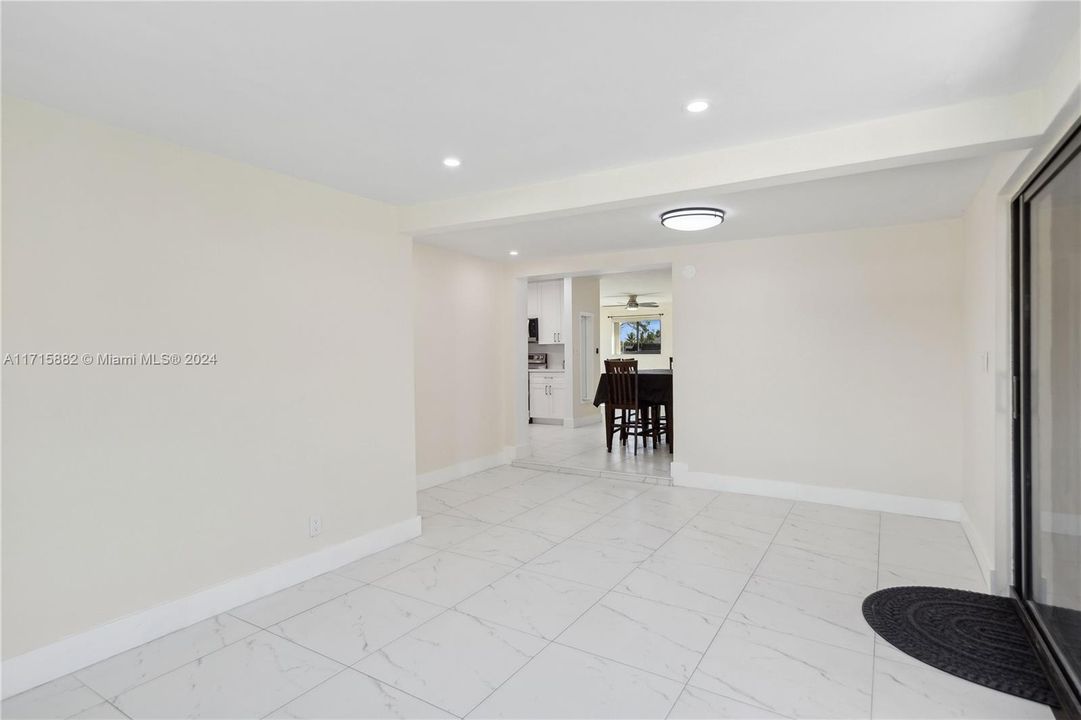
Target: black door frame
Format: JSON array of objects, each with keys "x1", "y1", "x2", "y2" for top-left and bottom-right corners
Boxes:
[{"x1": 1011, "y1": 114, "x2": 1081, "y2": 718}]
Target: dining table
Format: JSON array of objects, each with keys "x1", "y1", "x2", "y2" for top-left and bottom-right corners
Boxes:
[{"x1": 593, "y1": 368, "x2": 673, "y2": 452}]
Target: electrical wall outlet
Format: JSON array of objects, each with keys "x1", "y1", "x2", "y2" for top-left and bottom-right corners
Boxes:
[{"x1": 309, "y1": 515, "x2": 322, "y2": 538}]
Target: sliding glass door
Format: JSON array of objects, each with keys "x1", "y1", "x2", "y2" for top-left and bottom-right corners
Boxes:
[{"x1": 1014, "y1": 117, "x2": 1081, "y2": 711}]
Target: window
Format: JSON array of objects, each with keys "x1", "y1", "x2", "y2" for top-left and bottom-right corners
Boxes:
[{"x1": 618, "y1": 318, "x2": 661, "y2": 354}]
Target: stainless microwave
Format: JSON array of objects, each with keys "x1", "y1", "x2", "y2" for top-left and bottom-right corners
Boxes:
[{"x1": 527, "y1": 317, "x2": 539, "y2": 343}]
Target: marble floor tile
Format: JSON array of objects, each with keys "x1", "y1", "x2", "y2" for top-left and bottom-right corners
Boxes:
[
  {"x1": 467, "y1": 643, "x2": 683, "y2": 719},
  {"x1": 572, "y1": 514, "x2": 674, "y2": 553},
  {"x1": 580, "y1": 477, "x2": 651, "y2": 499},
  {"x1": 878, "y1": 533, "x2": 982, "y2": 580},
  {"x1": 683, "y1": 513, "x2": 777, "y2": 546},
  {"x1": 548, "y1": 487, "x2": 632, "y2": 514},
  {"x1": 874, "y1": 636, "x2": 924, "y2": 668},
  {"x1": 871, "y1": 657, "x2": 1052, "y2": 719},
  {"x1": 443, "y1": 494, "x2": 535, "y2": 524},
  {"x1": 504, "y1": 503, "x2": 603, "y2": 539},
  {"x1": 654, "y1": 525, "x2": 769, "y2": 573},
  {"x1": 638, "y1": 485, "x2": 717, "y2": 512},
  {"x1": 607, "y1": 498, "x2": 698, "y2": 532},
  {"x1": 558, "y1": 592, "x2": 722, "y2": 682},
  {"x1": 441, "y1": 467, "x2": 542, "y2": 495},
  {"x1": 879, "y1": 513, "x2": 967, "y2": 544},
  {"x1": 374, "y1": 551, "x2": 515, "y2": 607},
  {"x1": 70, "y1": 702, "x2": 128, "y2": 719},
  {"x1": 334, "y1": 542, "x2": 438, "y2": 583},
  {"x1": 76, "y1": 614, "x2": 259, "y2": 699},
  {"x1": 787, "y1": 502, "x2": 880, "y2": 532},
  {"x1": 690, "y1": 621, "x2": 873, "y2": 719},
  {"x1": 668, "y1": 686, "x2": 785, "y2": 719},
  {"x1": 356, "y1": 611, "x2": 546, "y2": 716},
  {"x1": 267, "y1": 669, "x2": 452, "y2": 719},
  {"x1": 269, "y1": 586, "x2": 443, "y2": 665},
  {"x1": 456, "y1": 569, "x2": 606, "y2": 640},
  {"x1": 689, "y1": 507, "x2": 785, "y2": 541},
  {"x1": 706, "y1": 492, "x2": 794, "y2": 519},
  {"x1": 615, "y1": 555, "x2": 749, "y2": 617},
  {"x1": 727, "y1": 575, "x2": 875, "y2": 654},
  {"x1": 877, "y1": 562, "x2": 987, "y2": 593},
  {"x1": 413, "y1": 514, "x2": 493, "y2": 550},
  {"x1": 755, "y1": 544, "x2": 879, "y2": 596},
  {"x1": 525, "y1": 539, "x2": 649, "y2": 589},
  {"x1": 487, "y1": 479, "x2": 573, "y2": 506},
  {"x1": 773, "y1": 516, "x2": 879, "y2": 561},
  {"x1": 1, "y1": 676, "x2": 104, "y2": 720},
  {"x1": 113, "y1": 632, "x2": 342, "y2": 719},
  {"x1": 418, "y1": 486, "x2": 481, "y2": 516},
  {"x1": 229, "y1": 573, "x2": 362, "y2": 627},
  {"x1": 448, "y1": 525, "x2": 559, "y2": 566}
]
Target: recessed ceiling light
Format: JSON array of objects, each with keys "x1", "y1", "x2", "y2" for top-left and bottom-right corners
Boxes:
[
  {"x1": 685, "y1": 99, "x2": 710, "y2": 113},
  {"x1": 660, "y1": 207, "x2": 725, "y2": 231},
  {"x1": 443, "y1": 157, "x2": 461, "y2": 168},
  {"x1": 509, "y1": 250, "x2": 519, "y2": 256}
]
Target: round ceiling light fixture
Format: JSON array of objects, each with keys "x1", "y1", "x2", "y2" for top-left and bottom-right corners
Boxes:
[
  {"x1": 508, "y1": 250, "x2": 519, "y2": 256},
  {"x1": 685, "y1": 99, "x2": 710, "y2": 113},
  {"x1": 660, "y1": 207, "x2": 725, "y2": 231},
  {"x1": 443, "y1": 157, "x2": 462, "y2": 168}
]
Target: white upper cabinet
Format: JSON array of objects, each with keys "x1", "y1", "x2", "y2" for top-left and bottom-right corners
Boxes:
[{"x1": 536, "y1": 279, "x2": 564, "y2": 344}]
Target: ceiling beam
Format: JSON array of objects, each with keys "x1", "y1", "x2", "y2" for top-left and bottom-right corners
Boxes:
[{"x1": 400, "y1": 91, "x2": 1043, "y2": 236}]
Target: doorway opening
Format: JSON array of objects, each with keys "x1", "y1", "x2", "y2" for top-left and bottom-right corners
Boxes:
[{"x1": 518, "y1": 267, "x2": 674, "y2": 482}]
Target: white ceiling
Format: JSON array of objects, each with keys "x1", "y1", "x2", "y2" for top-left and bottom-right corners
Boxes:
[
  {"x1": 418, "y1": 155, "x2": 995, "y2": 259},
  {"x1": 3, "y1": 2, "x2": 1075, "y2": 205},
  {"x1": 600, "y1": 270, "x2": 673, "y2": 306}
]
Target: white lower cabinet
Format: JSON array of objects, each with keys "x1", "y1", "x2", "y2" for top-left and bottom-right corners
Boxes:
[{"x1": 529, "y1": 373, "x2": 567, "y2": 420}]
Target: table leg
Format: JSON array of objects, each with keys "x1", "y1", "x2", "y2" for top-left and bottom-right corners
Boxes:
[{"x1": 605, "y1": 404, "x2": 614, "y2": 452}]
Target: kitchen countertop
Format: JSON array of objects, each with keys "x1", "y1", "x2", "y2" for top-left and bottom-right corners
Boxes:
[{"x1": 528, "y1": 368, "x2": 564, "y2": 373}]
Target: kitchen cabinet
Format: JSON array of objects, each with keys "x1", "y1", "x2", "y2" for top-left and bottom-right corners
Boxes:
[
  {"x1": 530, "y1": 279, "x2": 564, "y2": 344},
  {"x1": 529, "y1": 372, "x2": 566, "y2": 420}
]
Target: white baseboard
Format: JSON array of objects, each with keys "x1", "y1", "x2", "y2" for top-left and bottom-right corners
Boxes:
[
  {"x1": 960, "y1": 505, "x2": 996, "y2": 590},
  {"x1": 1, "y1": 515, "x2": 421, "y2": 699},
  {"x1": 670, "y1": 462, "x2": 963, "y2": 520},
  {"x1": 416, "y1": 447, "x2": 518, "y2": 490}
]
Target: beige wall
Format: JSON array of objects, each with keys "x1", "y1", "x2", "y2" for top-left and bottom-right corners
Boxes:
[
  {"x1": 673, "y1": 220, "x2": 965, "y2": 501},
  {"x1": 413, "y1": 244, "x2": 511, "y2": 473},
  {"x1": 570, "y1": 276, "x2": 601, "y2": 422},
  {"x1": 602, "y1": 302, "x2": 674, "y2": 371},
  {"x1": 1, "y1": 98, "x2": 418, "y2": 659},
  {"x1": 512, "y1": 220, "x2": 966, "y2": 503},
  {"x1": 960, "y1": 152, "x2": 1026, "y2": 582}
]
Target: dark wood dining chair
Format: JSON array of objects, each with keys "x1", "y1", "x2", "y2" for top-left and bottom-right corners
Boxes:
[{"x1": 604, "y1": 358, "x2": 651, "y2": 455}]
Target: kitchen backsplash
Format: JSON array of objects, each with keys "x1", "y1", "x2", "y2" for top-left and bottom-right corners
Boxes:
[{"x1": 529, "y1": 343, "x2": 565, "y2": 369}]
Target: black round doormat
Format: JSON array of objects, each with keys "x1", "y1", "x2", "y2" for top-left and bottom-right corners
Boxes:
[{"x1": 863, "y1": 586, "x2": 1059, "y2": 707}]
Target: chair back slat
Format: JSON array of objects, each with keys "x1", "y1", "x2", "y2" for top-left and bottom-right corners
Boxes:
[{"x1": 604, "y1": 358, "x2": 638, "y2": 410}]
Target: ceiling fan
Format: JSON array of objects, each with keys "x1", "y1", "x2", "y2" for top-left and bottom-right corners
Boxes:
[{"x1": 602, "y1": 293, "x2": 661, "y2": 310}]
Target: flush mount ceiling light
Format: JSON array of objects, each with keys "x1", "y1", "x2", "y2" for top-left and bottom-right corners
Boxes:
[
  {"x1": 508, "y1": 250, "x2": 519, "y2": 256},
  {"x1": 685, "y1": 99, "x2": 710, "y2": 113},
  {"x1": 660, "y1": 207, "x2": 725, "y2": 231},
  {"x1": 443, "y1": 157, "x2": 461, "y2": 168}
]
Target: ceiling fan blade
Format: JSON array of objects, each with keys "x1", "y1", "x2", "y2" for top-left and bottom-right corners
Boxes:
[{"x1": 638, "y1": 302, "x2": 660, "y2": 307}]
